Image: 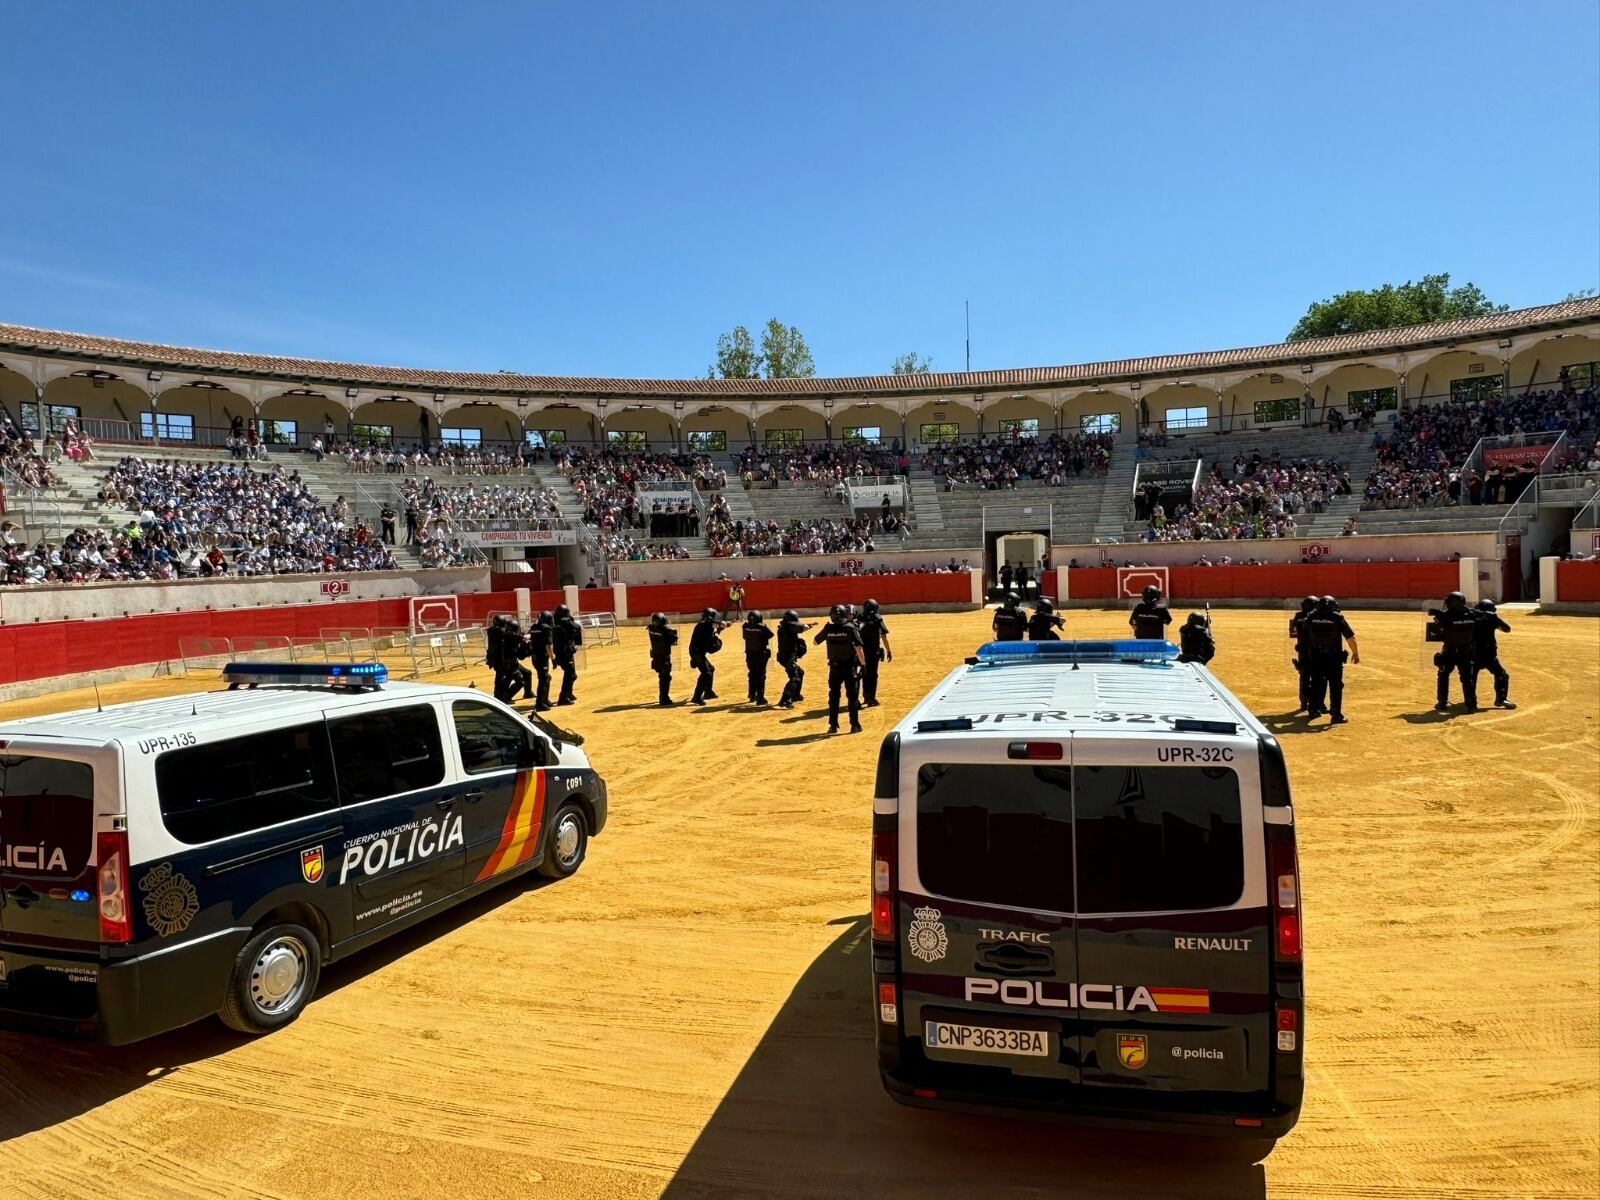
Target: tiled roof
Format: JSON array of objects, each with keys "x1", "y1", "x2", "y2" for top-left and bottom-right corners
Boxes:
[{"x1": 1, "y1": 298, "x2": 1596, "y2": 401}]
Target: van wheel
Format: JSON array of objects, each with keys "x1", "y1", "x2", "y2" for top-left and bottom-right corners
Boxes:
[
  {"x1": 219, "y1": 923, "x2": 322, "y2": 1035},
  {"x1": 538, "y1": 803, "x2": 588, "y2": 879}
]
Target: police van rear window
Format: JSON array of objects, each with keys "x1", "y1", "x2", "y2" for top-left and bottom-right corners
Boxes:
[
  {"x1": 1074, "y1": 766, "x2": 1244, "y2": 913},
  {"x1": 917, "y1": 763, "x2": 1075, "y2": 913},
  {"x1": 157, "y1": 724, "x2": 337, "y2": 844},
  {"x1": 0, "y1": 755, "x2": 93, "y2": 879}
]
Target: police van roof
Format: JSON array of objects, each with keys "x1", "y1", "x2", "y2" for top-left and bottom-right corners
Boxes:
[
  {"x1": 898, "y1": 648, "x2": 1265, "y2": 740},
  {"x1": 0, "y1": 679, "x2": 472, "y2": 745}
]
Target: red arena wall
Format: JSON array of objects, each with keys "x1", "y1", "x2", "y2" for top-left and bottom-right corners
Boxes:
[
  {"x1": 1066, "y1": 561, "x2": 1458, "y2": 602},
  {"x1": 1555, "y1": 560, "x2": 1600, "y2": 603}
]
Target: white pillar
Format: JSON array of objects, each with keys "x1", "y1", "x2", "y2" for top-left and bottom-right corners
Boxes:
[
  {"x1": 613, "y1": 580, "x2": 629, "y2": 619},
  {"x1": 515, "y1": 587, "x2": 531, "y2": 624},
  {"x1": 1057, "y1": 565, "x2": 1071, "y2": 604},
  {"x1": 563, "y1": 584, "x2": 580, "y2": 614},
  {"x1": 1458, "y1": 558, "x2": 1480, "y2": 605},
  {"x1": 969, "y1": 567, "x2": 984, "y2": 606},
  {"x1": 1539, "y1": 556, "x2": 1559, "y2": 604}
]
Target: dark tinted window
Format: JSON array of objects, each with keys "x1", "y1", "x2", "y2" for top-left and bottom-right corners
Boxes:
[
  {"x1": 452, "y1": 701, "x2": 542, "y2": 775},
  {"x1": 1073, "y1": 765, "x2": 1243, "y2": 913},
  {"x1": 328, "y1": 705, "x2": 445, "y2": 803},
  {"x1": 916, "y1": 763, "x2": 1074, "y2": 912},
  {"x1": 0, "y1": 756, "x2": 94, "y2": 878},
  {"x1": 157, "y1": 725, "x2": 336, "y2": 844}
]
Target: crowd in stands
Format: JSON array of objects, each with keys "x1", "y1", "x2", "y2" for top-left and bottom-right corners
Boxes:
[
  {"x1": 1364, "y1": 386, "x2": 1598, "y2": 509},
  {"x1": 704, "y1": 493, "x2": 908, "y2": 558},
  {"x1": 1136, "y1": 451, "x2": 1352, "y2": 542},
  {"x1": 923, "y1": 433, "x2": 1112, "y2": 489},
  {"x1": 557, "y1": 448, "x2": 721, "y2": 536},
  {"x1": 91, "y1": 456, "x2": 397, "y2": 576},
  {"x1": 593, "y1": 531, "x2": 692, "y2": 562},
  {"x1": 336, "y1": 440, "x2": 543, "y2": 475},
  {"x1": 737, "y1": 442, "x2": 906, "y2": 489},
  {"x1": 396, "y1": 478, "x2": 563, "y2": 538},
  {"x1": 2, "y1": 416, "x2": 62, "y2": 490}
]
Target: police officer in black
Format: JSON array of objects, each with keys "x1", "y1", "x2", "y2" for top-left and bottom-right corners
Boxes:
[
  {"x1": 647, "y1": 612, "x2": 677, "y2": 706},
  {"x1": 742, "y1": 611, "x2": 775, "y2": 705},
  {"x1": 552, "y1": 604, "x2": 583, "y2": 705},
  {"x1": 1129, "y1": 585, "x2": 1173, "y2": 640},
  {"x1": 775, "y1": 609, "x2": 811, "y2": 709},
  {"x1": 486, "y1": 616, "x2": 513, "y2": 702},
  {"x1": 1026, "y1": 597, "x2": 1064, "y2": 640},
  {"x1": 527, "y1": 611, "x2": 554, "y2": 710},
  {"x1": 689, "y1": 607, "x2": 723, "y2": 705},
  {"x1": 991, "y1": 592, "x2": 1027, "y2": 641},
  {"x1": 1304, "y1": 595, "x2": 1359, "y2": 723},
  {"x1": 1471, "y1": 599, "x2": 1515, "y2": 709},
  {"x1": 858, "y1": 598, "x2": 892, "y2": 706},
  {"x1": 1178, "y1": 612, "x2": 1215, "y2": 663},
  {"x1": 1428, "y1": 591, "x2": 1481, "y2": 711},
  {"x1": 1289, "y1": 595, "x2": 1317, "y2": 713},
  {"x1": 814, "y1": 604, "x2": 865, "y2": 733},
  {"x1": 503, "y1": 619, "x2": 534, "y2": 703}
]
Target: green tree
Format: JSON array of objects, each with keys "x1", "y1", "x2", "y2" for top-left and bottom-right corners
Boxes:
[
  {"x1": 891, "y1": 351, "x2": 931, "y2": 375},
  {"x1": 1565, "y1": 287, "x2": 1598, "y2": 301},
  {"x1": 1287, "y1": 274, "x2": 1507, "y2": 341},
  {"x1": 708, "y1": 325, "x2": 763, "y2": 379},
  {"x1": 761, "y1": 319, "x2": 815, "y2": 378}
]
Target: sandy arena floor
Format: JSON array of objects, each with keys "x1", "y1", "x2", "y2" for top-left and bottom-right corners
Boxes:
[{"x1": 0, "y1": 606, "x2": 1595, "y2": 1199}]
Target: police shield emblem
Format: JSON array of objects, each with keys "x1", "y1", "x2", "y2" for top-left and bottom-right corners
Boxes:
[
  {"x1": 1117, "y1": 1033, "x2": 1148, "y2": 1070},
  {"x1": 300, "y1": 845, "x2": 325, "y2": 883}
]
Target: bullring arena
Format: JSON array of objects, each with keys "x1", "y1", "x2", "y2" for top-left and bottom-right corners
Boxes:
[{"x1": 0, "y1": 305, "x2": 1596, "y2": 1199}]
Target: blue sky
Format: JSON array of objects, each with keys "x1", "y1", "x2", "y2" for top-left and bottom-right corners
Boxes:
[{"x1": 2, "y1": 1, "x2": 1596, "y2": 379}]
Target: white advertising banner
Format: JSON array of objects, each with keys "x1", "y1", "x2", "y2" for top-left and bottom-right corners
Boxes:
[
  {"x1": 849, "y1": 482, "x2": 906, "y2": 509},
  {"x1": 457, "y1": 527, "x2": 579, "y2": 547}
]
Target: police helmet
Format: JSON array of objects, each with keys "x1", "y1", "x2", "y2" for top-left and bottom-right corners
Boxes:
[
  {"x1": 1186, "y1": 612, "x2": 1207, "y2": 627},
  {"x1": 863, "y1": 598, "x2": 880, "y2": 615},
  {"x1": 537, "y1": 610, "x2": 553, "y2": 624},
  {"x1": 1004, "y1": 591, "x2": 1020, "y2": 606},
  {"x1": 1445, "y1": 590, "x2": 1467, "y2": 610},
  {"x1": 701, "y1": 607, "x2": 719, "y2": 621},
  {"x1": 1317, "y1": 595, "x2": 1338, "y2": 612},
  {"x1": 554, "y1": 604, "x2": 571, "y2": 619},
  {"x1": 746, "y1": 610, "x2": 763, "y2": 624},
  {"x1": 843, "y1": 603, "x2": 856, "y2": 618},
  {"x1": 1142, "y1": 584, "x2": 1161, "y2": 602},
  {"x1": 1475, "y1": 599, "x2": 1497, "y2": 614},
  {"x1": 650, "y1": 612, "x2": 667, "y2": 627},
  {"x1": 830, "y1": 603, "x2": 846, "y2": 620},
  {"x1": 782, "y1": 609, "x2": 800, "y2": 622},
  {"x1": 1301, "y1": 595, "x2": 1318, "y2": 611},
  {"x1": 1036, "y1": 597, "x2": 1054, "y2": 614}
]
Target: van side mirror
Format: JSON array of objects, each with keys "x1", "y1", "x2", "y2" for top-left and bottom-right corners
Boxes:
[{"x1": 520, "y1": 736, "x2": 549, "y2": 768}]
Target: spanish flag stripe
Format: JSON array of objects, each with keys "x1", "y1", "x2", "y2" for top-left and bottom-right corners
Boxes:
[
  {"x1": 476, "y1": 772, "x2": 545, "y2": 881},
  {"x1": 1149, "y1": 987, "x2": 1211, "y2": 1012}
]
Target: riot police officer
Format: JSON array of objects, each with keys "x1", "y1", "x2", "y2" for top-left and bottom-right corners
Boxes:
[
  {"x1": 742, "y1": 610, "x2": 775, "y2": 705},
  {"x1": 647, "y1": 612, "x2": 678, "y2": 706},
  {"x1": 1289, "y1": 595, "x2": 1318, "y2": 713},
  {"x1": 552, "y1": 604, "x2": 583, "y2": 705},
  {"x1": 527, "y1": 611, "x2": 554, "y2": 710},
  {"x1": 1304, "y1": 595, "x2": 1359, "y2": 723},
  {"x1": 858, "y1": 599, "x2": 892, "y2": 706},
  {"x1": 1472, "y1": 599, "x2": 1515, "y2": 709},
  {"x1": 775, "y1": 609, "x2": 811, "y2": 709},
  {"x1": 1026, "y1": 598, "x2": 1064, "y2": 641},
  {"x1": 485, "y1": 615, "x2": 511, "y2": 702},
  {"x1": 503, "y1": 619, "x2": 534, "y2": 703},
  {"x1": 814, "y1": 604, "x2": 865, "y2": 733},
  {"x1": 991, "y1": 592, "x2": 1027, "y2": 641},
  {"x1": 1178, "y1": 612, "x2": 1215, "y2": 663},
  {"x1": 1428, "y1": 591, "x2": 1481, "y2": 711},
  {"x1": 1129, "y1": 585, "x2": 1173, "y2": 640},
  {"x1": 689, "y1": 607, "x2": 723, "y2": 705}
]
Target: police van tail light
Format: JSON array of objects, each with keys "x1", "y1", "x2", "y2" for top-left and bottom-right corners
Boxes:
[
  {"x1": 96, "y1": 831, "x2": 132, "y2": 944},
  {"x1": 871, "y1": 831, "x2": 897, "y2": 942},
  {"x1": 1268, "y1": 838, "x2": 1301, "y2": 964}
]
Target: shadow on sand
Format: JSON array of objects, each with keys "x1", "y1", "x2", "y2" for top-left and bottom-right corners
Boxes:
[{"x1": 660, "y1": 918, "x2": 1269, "y2": 1200}]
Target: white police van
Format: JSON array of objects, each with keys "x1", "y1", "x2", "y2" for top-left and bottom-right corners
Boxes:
[
  {"x1": 0, "y1": 662, "x2": 606, "y2": 1044},
  {"x1": 871, "y1": 640, "x2": 1303, "y2": 1137}
]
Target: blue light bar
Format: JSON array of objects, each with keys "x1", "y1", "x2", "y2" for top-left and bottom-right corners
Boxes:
[
  {"x1": 974, "y1": 639, "x2": 1177, "y2": 664},
  {"x1": 222, "y1": 661, "x2": 387, "y2": 689}
]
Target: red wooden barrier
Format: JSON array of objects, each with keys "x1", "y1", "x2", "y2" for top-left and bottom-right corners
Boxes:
[
  {"x1": 1556, "y1": 560, "x2": 1600, "y2": 602},
  {"x1": 1066, "y1": 561, "x2": 1458, "y2": 603},
  {"x1": 627, "y1": 573, "x2": 972, "y2": 618},
  {"x1": 580, "y1": 587, "x2": 616, "y2": 613}
]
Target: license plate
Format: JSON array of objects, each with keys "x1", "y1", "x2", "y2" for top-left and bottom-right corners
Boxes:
[{"x1": 925, "y1": 1021, "x2": 1049, "y2": 1057}]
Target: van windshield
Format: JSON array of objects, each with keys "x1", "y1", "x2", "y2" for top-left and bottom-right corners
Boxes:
[{"x1": 0, "y1": 755, "x2": 94, "y2": 879}]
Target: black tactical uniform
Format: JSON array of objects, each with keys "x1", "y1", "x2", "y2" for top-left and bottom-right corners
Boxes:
[
  {"x1": 1471, "y1": 599, "x2": 1515, "y2": 709},
  {"x1": 775, "y1": 610, "x2": 809, "y2": 709},
  {"x1": 742, "y1": 611, "x2": 774, "y2": 705},
  {"x1": 1304, "y1": 595, "x2": 1357, "y2": 723},
  {"x1": 1026, "y1": 598, "x2": 1064, "y2": 641},
  {"x1": 991, "y1": 593, "x2": 1027, "y2": 642},
  {"x1": 552, "y1": 604, "x2": 583, "y2": 705},
  {"x1": 503, "y1": 621, "x2": 534, "y2": 703},
  {"x1": 1289, "y1": 595, "x2": 1317, "y2": 713},
  {"x1": 1177, "y1": 613, "x2": 1215, "y2": 664},
  {"x1": 999, "y1": 563, "x2": 1014, "y2": 594},
  {"x1": 486, "y1": 617, "x2": 512, "y2": 703},
  {"x1": 814, "y1": 605, "x2": 864, "y2": 733},
  {"x1": 689, "y1": 607, "x2": 723, "y2": 705},
  {"x1": 647, "y1": 613, "x2": 678, "y2": 706},
  {"x1": 527, "y1": 612, "x2": 554, "y2": 710},
  {"x1": 858, "y1": 599, "x2": 891, "y2": 706},
  {"x1": 1129, "y1": 586, "x2": 1173, "y2": 640},
  {"x1": 1429, "y1": 591, "x2": 1480, "y2": 711}
]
